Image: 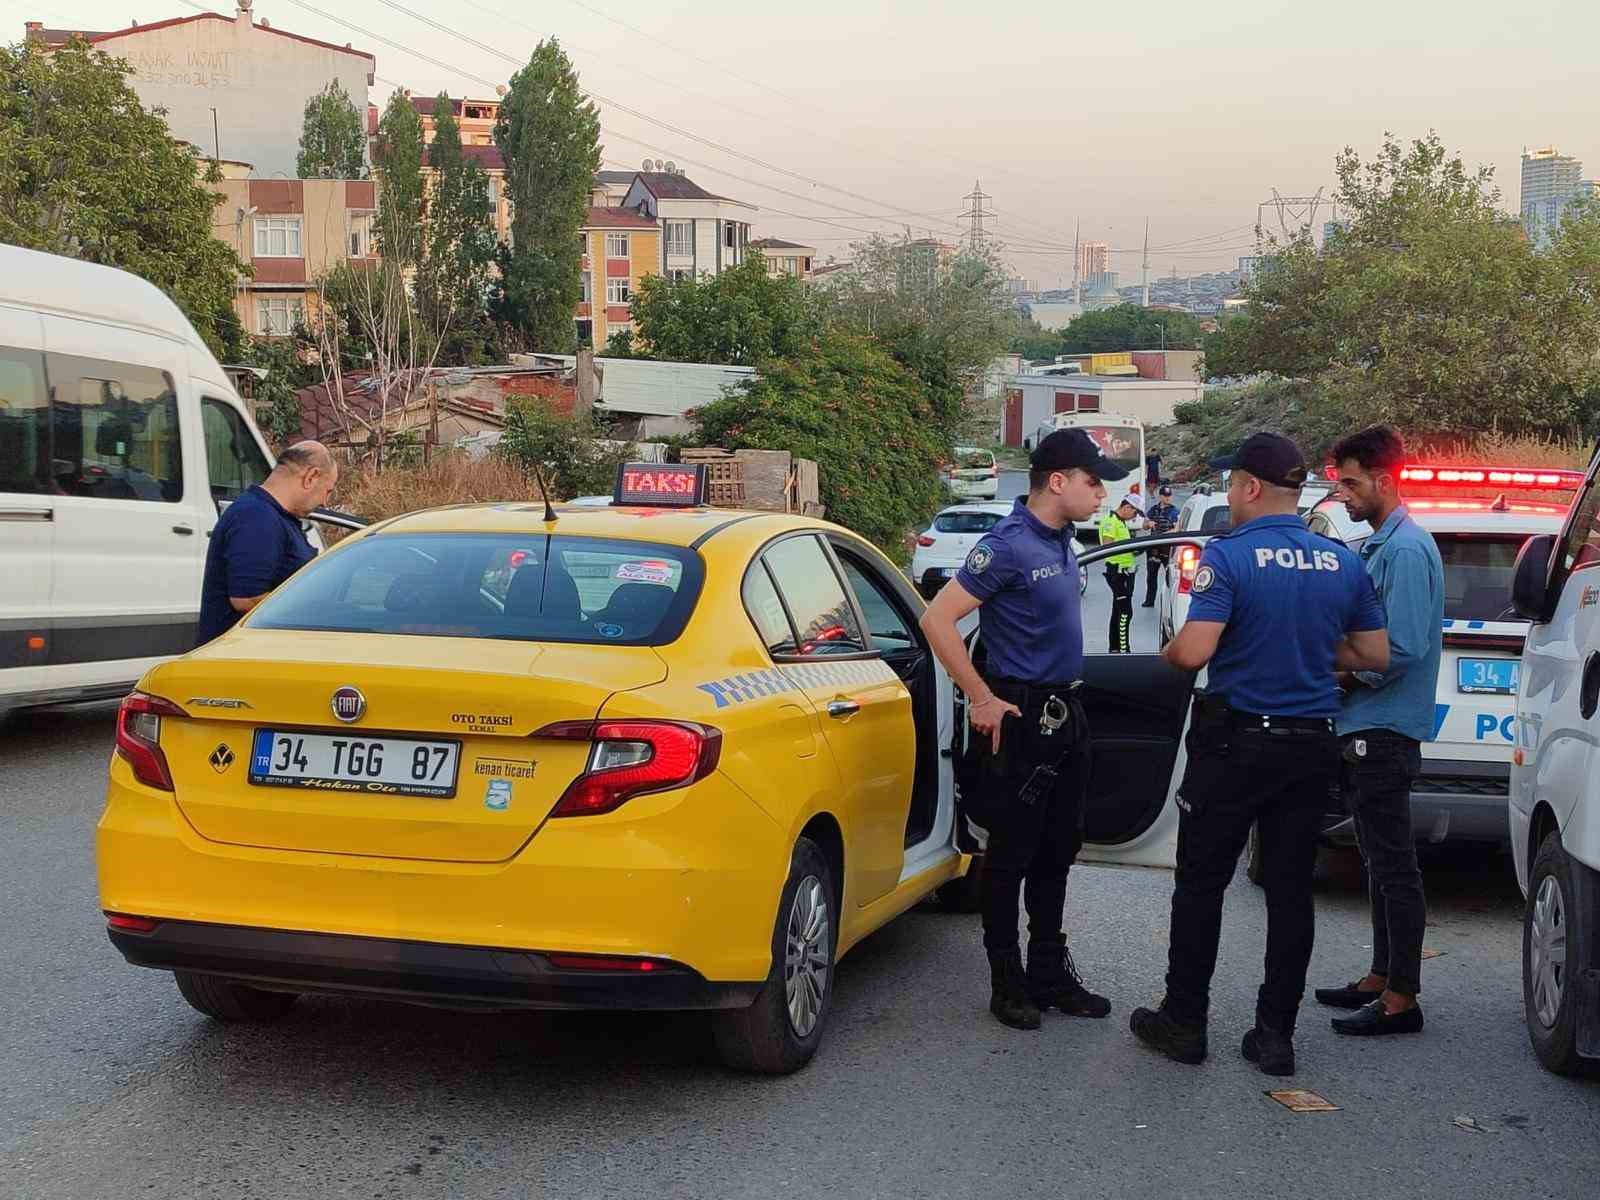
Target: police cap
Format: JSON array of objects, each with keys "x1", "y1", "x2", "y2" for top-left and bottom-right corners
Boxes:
[
  {"x1": 1031, "y1": 429, "x2": 1130, "y2": 481},
  {"x1": 1209, "y1": 431, "x2": 1308, "y2": 489}
]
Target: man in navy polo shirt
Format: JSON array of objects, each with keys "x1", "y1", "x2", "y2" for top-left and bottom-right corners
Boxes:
[
  {"x1": 1130, "y1": 432, "x2": 1390, "y2": 1076},
  {"x1": 197, "y1": 441, "x2": 337, "y2": 645},
  {"x1": 920, "y1": 430, "x2": 1126, "y2": 1031}
]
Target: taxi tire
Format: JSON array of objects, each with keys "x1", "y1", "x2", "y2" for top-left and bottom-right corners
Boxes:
[
  {"x1": 712, "y1": 837, "x2": 836, "y2": 1075},
  {"x1": 174, "y1": 970, "x2": 299, "y2": 1023}
]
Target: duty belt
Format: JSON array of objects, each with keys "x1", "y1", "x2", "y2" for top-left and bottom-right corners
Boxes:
[{"x1": 1228, "y1": 709, "x2": 1334, "y2": 736}]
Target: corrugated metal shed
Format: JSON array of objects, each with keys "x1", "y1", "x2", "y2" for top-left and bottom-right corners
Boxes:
[{"x1": 518, "y1": 355, "x2": 756, "y2": 419}]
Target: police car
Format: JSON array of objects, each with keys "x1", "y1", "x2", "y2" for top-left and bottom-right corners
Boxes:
[
  {"x1": 1300, "y1": 476, "x2": 1567, "y2": 851},
  {"x1": 97, "y1": 465, "x2": 1175, "y2": 1075}
]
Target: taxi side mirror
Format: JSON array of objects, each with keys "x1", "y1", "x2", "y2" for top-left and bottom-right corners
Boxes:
[{"x1": 1510, "y1": 533, "x2": 1559, "y2": 624}]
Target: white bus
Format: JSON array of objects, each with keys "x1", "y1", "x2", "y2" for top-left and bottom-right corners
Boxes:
[{"x1": 1033, "y1": 411, "x2": 1145, "y2": 540}]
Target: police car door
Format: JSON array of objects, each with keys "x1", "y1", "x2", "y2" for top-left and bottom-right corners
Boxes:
[{"x1": 1070, "y1": 532, "x2": 1216, "y2": 868}]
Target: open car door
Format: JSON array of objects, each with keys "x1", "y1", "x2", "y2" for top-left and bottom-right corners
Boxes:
[{"x1": 956, "y1": 531, "x2": 1217, "y2": 872}]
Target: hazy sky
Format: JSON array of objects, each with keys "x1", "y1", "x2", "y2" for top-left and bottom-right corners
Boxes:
[{"x1": 14, "y1": 0, "x2": 1599, "y2": 284}]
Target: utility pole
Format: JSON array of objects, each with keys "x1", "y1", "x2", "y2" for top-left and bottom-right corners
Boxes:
[
  {"x1": 959, "y1": 180, "x2": 992, "y2": 249},
  {"x1": 210, "y1": 107, "x2": 221, "y2": 165},
  {"x1": 1140, "y1": 218, "x2": 1151, "y2": 308}
]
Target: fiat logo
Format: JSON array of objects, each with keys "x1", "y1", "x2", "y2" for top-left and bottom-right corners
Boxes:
[{"x1": 330, "y1": 686, "x2": 366, "y2": 723}]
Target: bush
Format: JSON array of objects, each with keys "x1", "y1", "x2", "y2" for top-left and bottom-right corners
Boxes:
[
  {"x1": 495, "y1": 400, "x2": 635, "y2": 499},
  {"x1": 695, "y1": 332, "x2": 945, "y2": 558},
  {"x1": 331, "y1": 453, "x2": 542, "y2": 541}
]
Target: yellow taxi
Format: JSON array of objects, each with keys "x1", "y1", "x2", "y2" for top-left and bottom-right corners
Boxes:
[{"x1": 97, "y1": 465, "x2": 969, "y2": 1073}]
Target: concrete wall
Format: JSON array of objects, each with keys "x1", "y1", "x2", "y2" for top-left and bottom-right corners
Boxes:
[{"x1": 95, "y1": 13, "x2": 373, "y2": 180}]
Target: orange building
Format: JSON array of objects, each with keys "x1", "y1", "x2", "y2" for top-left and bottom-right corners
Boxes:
[{"x1": 578, "y1": 207, "x2": 660, "y2": 348}]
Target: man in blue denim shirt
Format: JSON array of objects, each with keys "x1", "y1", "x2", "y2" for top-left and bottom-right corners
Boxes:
[{"x1": 1316, "y1": 426, "x2": 1443, "y2": 1037}]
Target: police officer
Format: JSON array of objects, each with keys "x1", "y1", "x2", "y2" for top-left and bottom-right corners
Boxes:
[
  {"x1": 1143, "y1": 485, "x2": 1180, "y2": 608},
  {"x1": 920, "y1": 429, "x2": 1125, "y2": 1030},
  {"x1": 1099, "y1": 497, "x2": 1139, "y2": 653},
  {"x1": 1129, "y1": 432, "x2": 1389, "y2": 1075}
]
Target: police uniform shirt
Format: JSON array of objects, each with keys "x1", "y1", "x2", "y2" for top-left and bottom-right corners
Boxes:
[
  {"x1": 1186, "y1": 514, "x2": 1384, "y2": 718},
  {"x1": 954, "y1": 498, "x2": 1083, "y2": 684}
]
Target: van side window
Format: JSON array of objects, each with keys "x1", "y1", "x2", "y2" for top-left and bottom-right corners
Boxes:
[
  {"x1": 202, "y1": 397, "x2": 272, "y2": 502},
  {"x1": 1561, "y1": 475, "x2": 1600, "y2": 574},
  {"x1": 45, "y1": 353, "x2": 182, "y2": 503},
  {"x1": 0, "y1": 346, "x2": 49, "y2": 495}
]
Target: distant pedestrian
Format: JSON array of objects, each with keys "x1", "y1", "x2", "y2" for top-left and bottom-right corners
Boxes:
[
  {"x1": 1144, "y1": 485, "x2": 1180, "y2": 608},
  {"x1": 1099, "y1": 497, "x2": 1139, "y2": 653},
  {"x1": 1146, "y1": 452, "x2": 1162, "y2": 492},
  {"x1": 1315, "y1": 426, "x2": 1443, "y2": 1037},
  {"x1": 197, "y1": 441, "x2": 338, "y2": 645}
]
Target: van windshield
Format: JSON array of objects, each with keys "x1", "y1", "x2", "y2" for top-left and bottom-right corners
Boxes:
[{"x1": 250, "y1": 533, "x2": 703, "y2": 646}]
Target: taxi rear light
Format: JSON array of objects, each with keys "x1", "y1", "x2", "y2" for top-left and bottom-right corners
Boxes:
[
  {"x1": 534, "y1": 719, "x2": 722, "y2": 818},
  {"x1": 105, "y1": 913, "x2": 159, "y2": 934},
  {"x1": 545, "y1": 952, "x2": 667, "y2": 972},
  {"x1": 916, "y1": 535, "x2": 937, "y2": 547},
  {"x1": 115, "y1": 691, "x2": 185, "y2": 791},
  {"x1": 1174, "y1": 544, "x2": 1202, "y2": 594}
]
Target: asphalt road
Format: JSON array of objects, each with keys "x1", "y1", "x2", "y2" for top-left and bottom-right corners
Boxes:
[{"x1": 3, "y1": 701, "x2": 1596, "y2": 1199}]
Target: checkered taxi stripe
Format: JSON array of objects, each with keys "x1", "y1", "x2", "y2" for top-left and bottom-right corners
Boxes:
[{"x1": 696, "y1": 660, "x2": 899, "y2": 708}]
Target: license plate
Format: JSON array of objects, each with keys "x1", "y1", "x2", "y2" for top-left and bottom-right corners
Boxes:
[
  {"x1": 249, "y1": 729, "x2": 460, "y2": 797},
  {"x1": 1457, "y1": 657, "x2": 1519, "y2": 696}
]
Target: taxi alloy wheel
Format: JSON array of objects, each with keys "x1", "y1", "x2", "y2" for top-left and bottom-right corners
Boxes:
[
  {"x1": 712, "y1": 836, "x2": 837, "y2": 1074},
  {"x1": 785, "y1": 874, "x2": 832, "y2": 1038}
]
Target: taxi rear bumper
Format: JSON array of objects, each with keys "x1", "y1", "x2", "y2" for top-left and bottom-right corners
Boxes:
[{"x1": 107, "y1": 919, "x2": 761, "y2": 1011}]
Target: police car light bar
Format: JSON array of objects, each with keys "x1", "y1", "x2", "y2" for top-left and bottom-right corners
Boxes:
[{"x1": 1398, "y1": 465, "x2": 1586, "y2": 490}]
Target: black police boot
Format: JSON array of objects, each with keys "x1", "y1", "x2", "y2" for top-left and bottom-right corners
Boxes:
[
  {"x1": 987, "y1": 947, "x2": 1042, "y2": 1030},
  {"x1": 1129, "y1": 1001, "x2": 1207, "y2": 1065},
  {"x1": 1026, "y1": 939, "x2": 1112, "y2": 1018},
  {"x1": 1241, "y1": 1021, "x2": 1296, "y2": 1076}
]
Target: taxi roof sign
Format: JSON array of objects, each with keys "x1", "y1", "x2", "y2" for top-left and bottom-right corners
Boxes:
[{"x1": 614, "y1": 462, "x2": 706, "y2": 508}]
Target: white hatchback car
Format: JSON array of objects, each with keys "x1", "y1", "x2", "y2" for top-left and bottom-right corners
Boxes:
[
  {"x1": 943, "y1": 447, "x2": 999, "y2": 501},
  {"x1": 911, "y1": 502, "x2": 1088, "y2": 600}
]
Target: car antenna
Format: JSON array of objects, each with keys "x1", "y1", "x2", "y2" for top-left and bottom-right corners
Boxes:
[
  {"x1": 529, "y1": 462, "x2": 558, "y2": 523},
  {"x1": 1490, "y1": 492, "x2": 1509, "y2": 512}
]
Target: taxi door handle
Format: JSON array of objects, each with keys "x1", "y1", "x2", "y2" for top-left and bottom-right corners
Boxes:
[{"x1": 826, "y1": 699, "x2": 860, "y2": 720}]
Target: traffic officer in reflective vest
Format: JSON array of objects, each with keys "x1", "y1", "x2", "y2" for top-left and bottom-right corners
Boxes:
[
  {"x1": 920, "y1": 430, "x2": 1125, "y2": 1030},
  {"x1": 1130, "y1": 432, "x2": 1389, "y2": 1075},
  {"x1": 1099, "y1": 497, "x2": 1139, "y2": 653}
]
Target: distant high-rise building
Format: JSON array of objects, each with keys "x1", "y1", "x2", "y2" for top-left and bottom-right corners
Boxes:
[
  {"x1": 1077, "y1": 241, "x2": 1109, "y2": 283},
  {"x1": 1522, "y1": 146, "x2": 1585, "y2": 243}
]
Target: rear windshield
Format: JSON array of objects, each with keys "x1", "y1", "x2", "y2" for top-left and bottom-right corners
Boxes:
[
  {"x1": 1436, "y1": 533, "x2": 1527, "y2": 623},
  {"x1": 1198, "y1": 507, "x2": 1233, "y2": 532},
  {"x1": 955, "y1": 450, "x2": 995, "y2": 470},
  {"x1": 934, "y1": 511, "x2": 1004, "y2": 534},
  {"x1": 250, "y1": 533, "x2": 703, "y2": 646}
]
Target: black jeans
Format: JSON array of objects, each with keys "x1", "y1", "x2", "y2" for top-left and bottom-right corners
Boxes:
[
  {"x1": 1105, "y1": 566, "x2": 1135, "y2": 653},
  {"x1": 1342, "y1": 730, "x2": 1427, "y2": 996},
  {"x1": 1164, "y1": 722, "x2": 1338, "y2": 1031},
  {"x1": 971, "y1": 693, "x2": 1090, "y2": 953},
  {"x1": 1144, "y1": 551, "x2": 1168, "y2": 606}
]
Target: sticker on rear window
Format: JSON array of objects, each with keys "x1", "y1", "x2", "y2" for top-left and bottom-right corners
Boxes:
[
  {"x1": 596, "y1": 622, "x2": 624, "y2": 639},
  {"x1": 616, "y1": 560, "x2": 674, "y2": 584}
]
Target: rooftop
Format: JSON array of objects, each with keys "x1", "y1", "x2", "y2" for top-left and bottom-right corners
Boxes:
[
  {"x1": 752, "y1": 238, "x2": 815, "y2": 251},
  {"x1": 633, "y1": 171, "x2": 735, "y2": 203},
  {"x1": 25, "y1": 13, "x2": 375, "y2": 71},
  {"x1": 582, "y1": 205, "x2": 658, "y2": 231}
]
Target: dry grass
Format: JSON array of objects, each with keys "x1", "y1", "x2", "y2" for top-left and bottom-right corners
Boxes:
[
  {"x1": 328, "y1": 454, "x2": 543, "y2": 542},
  {"x1": 1403, "y1": 433, "x2": 1596, "y2": 505}
]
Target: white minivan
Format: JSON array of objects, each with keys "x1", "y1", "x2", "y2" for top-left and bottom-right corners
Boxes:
[
  {"x1": 1507, "y1": 444, "x2": 1600, "y2": 1076},
  {"x1": 1, "y1": 245, "x2": 306, "y2": 718}
]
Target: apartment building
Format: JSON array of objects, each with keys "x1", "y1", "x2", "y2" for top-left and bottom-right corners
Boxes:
[
  {"x1": 622, "y1": 172, "x2": 757, "y2": 278},
  {"x1": 577, "y1": 207, "x2": 661, "y2": 348},
  {"x1": 411, "y1": 95, "x2": 512, "y2": 242},
  {"x1": 753, "y1": 238, "x2": 817, "y2": 280}
]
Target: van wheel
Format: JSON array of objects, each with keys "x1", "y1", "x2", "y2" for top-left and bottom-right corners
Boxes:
[
  {"x1": 935, "y1": 854, "x2": 984, "y2": 913},
  {"x1": 175, "y1": 971, "x2": 298, "y2": 1022},
  {"x1": 1523, "y1": 831, "x2": 1598, "y2": 1076},
  {"x1": 712, "y1": 837, "x2": 836, "y2": 1074}
]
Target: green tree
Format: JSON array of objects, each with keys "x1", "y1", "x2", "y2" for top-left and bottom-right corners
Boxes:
[
  {"x1": 0, "y1": 40, "x2": 246, "y2": 358},
  {"x1": 296, "y1": 79, "x2": 366, "y2": 180},
  {"x1": 496, "y1": 400, "x2": 633, "y2": 498},
  {"x1": 626, "y1": 255, "x2": 821, "y2": 365},
  {"x1": 237, "y1": 335, "x2": 316, "y2": 447},
  {"x1": 695, "y1": 331, "x2": 947, "y2": 555},
  {"x1": 416, "y1": 92, "x2": 497, "y2": 364},
  {"x1": 1200, "y1": 314, "x2": 1252, "y2": 380},
  {"x1": 1228, "y1": 132, "x2": 1600, "y2": 438},
  {"x1": 372, "y1": 90, "x2": 425, "y2": 266},
  {"x1": 1058, "y1": 304, "x2": 1202, "y2": 353},
  {"x1": 494, "y1": 39, "x2": 601, "y2": 352}
]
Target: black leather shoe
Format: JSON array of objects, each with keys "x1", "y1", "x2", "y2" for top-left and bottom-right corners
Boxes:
[
  {"x1": 1332, "y1": 999, "x2": 1424, "y2": 1036},
  {"x1": 1130, "y1": 1004, "x2": 1207, "y2": 1065},
  {"x1": 1026, "y1": 940, "x2": 1112, "y2": 1018},
  {"x1": 1241, "y1": 1025, "x2": 1296, "y2": 1075},
  {"x1": 1314, "y1": 980, "x2": 1384, "y2": 1010}
]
